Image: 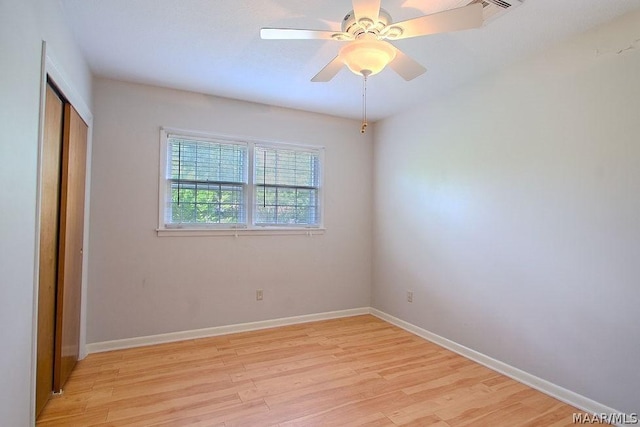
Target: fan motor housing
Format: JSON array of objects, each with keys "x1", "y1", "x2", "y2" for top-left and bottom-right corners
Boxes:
[{"x1": 342, "y1": 8, "x2": 393, "y2": 38}]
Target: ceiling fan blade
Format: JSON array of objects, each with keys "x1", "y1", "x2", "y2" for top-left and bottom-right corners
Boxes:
[
  {"x1": 388, "y1": 46, "x2": 427, "y2": 81},
  {"x1": 260, "y1": 28, "x2": 352, "y2": 41},
  {"x1": 352, "y1": 0, "x2": 381, "y2": 24},
  {"x1": 311, "y1": 56, "x2": 344, "y2": 82},
  {"x1": 389, "y1": 3, "x2": 483, "y2": 40}
]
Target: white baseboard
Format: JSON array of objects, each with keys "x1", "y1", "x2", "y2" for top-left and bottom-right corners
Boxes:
[
  {"x1": 85, "y1": 307, "x2": 369, "y2": 354},
  {"x1": 369, "y1": 308, "x2": 626, "y2": 423}
]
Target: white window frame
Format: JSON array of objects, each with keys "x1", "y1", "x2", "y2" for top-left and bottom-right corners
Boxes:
[{"x1": 157, "y1": 128, "x2": 325, "y2": 236}]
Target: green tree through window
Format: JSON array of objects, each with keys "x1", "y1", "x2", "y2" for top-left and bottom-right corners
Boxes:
[
  {"x1": 254, "y1": 147, "x2": 320, "y2": 225},
  {"x1": 167, "y1": 137, "x2": 246, "y2": 225}
]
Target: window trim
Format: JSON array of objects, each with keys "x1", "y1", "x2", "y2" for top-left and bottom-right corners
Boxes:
[{"x1": 157, "y1": 128, "x2": 325, "y2": 236}]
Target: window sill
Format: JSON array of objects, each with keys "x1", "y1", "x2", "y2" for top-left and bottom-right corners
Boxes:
[{"x1": 156, "y1": 227, "x2": 326, "y2": 237}]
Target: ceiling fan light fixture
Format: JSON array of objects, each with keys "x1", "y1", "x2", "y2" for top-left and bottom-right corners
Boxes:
[
  {"x1": 339, "y1": 35, "x2": 396, "y2": 77},
  {"x1": 261, "y1": 1, "x2": 485, "y2": 132}
]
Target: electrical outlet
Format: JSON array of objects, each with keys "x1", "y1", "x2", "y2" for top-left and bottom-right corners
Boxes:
[
  {"x1": 407, "y1": 291, "x2": 413, "y2": 303},
  {"x1": 256, "y1": 289, "x2": 263, "y2": 301}
]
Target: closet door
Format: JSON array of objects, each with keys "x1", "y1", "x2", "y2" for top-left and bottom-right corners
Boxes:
[
  {"x1": 53, "y1": 103, "x2": 87, "y2": 390},
  {"x1": 36, "y1": 84, "x2": 64, "y2": 416}
]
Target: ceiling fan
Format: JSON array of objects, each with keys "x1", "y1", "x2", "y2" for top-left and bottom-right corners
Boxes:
[{"x1": 260, "y1": 0, "x2": 484, "y2": 131}]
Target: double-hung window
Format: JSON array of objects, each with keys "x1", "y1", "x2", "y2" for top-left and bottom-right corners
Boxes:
[
  {"x1": 159, "y1": 129, "x2": 323, "y2": 234},
  {"x1": 254, "y1": 145, "x2": 320, "y2": 226},
  {"x1": 163, "y1": 135, "x2": 247, "y2": 227}
]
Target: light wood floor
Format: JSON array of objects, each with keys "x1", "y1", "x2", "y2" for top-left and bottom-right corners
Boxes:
[{"x1": 37, "y1": 315, "x2": 585, "y2": 426}]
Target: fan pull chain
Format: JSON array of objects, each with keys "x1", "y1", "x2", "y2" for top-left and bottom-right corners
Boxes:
[{"x1": 361, "y1": 73, "x2": 368, "y2": 134}]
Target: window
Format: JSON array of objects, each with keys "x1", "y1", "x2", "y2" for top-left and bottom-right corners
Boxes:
[
  {"x1": 165, "y1": 136, "x2": 247, "y2": 226},
  {"x1": 254, "y1": 146, "x2": 320, "y2": 226},
  {"x1": 159, "y1": 129, "x2": 323, "y2": 234}
]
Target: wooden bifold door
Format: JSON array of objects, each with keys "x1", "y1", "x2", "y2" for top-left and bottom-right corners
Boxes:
[{"x1": 35, "y1": 81, "x2": 88, "y2": 418}]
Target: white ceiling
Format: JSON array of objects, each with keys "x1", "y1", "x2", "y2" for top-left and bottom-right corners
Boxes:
[{"x1": 60, "y1": 0, "x2": 640, "y2": 121}]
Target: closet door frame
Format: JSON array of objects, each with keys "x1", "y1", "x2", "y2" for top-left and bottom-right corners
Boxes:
[{"x1": 31, "y1": 41, "x2": 93, "y2": 423}]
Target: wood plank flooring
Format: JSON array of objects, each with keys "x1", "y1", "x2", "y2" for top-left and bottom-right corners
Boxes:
[{"x1": 36, "y1": 315, "x2": 586, "y2": 426}]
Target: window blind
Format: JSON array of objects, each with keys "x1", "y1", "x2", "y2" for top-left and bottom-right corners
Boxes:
[
  {"x1": 254, "y1": 146, "x2": 320, "y2": 226},
  {"x1": 166, "y1": 136, "x2": 247, "y2": 225}
]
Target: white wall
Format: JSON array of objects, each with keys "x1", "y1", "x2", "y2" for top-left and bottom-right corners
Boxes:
[
  {"x1": 0, "y1": 0, "x2": 92, "y2": 424},
  {"x1": 87, "y1": 78, "x2": 372, "y2": 343},
  {"x1": 373, "y1": 10, "x2": 640, "y2": 414}
]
